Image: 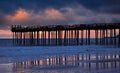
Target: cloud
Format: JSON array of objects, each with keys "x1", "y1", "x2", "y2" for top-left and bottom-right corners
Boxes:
[
  {"x1": 0, "y1": 13, "x2": 6, "y2": 25},
  {"x1": 5, "y1": 8, "x2": 66, "y2": 25},
  {"x1": 75, "y1": 0, "x2": 120, "y2": 14},
  {"x1": 6, "y1": 8, "x2": 30, "y2": 22},
  {"x1": 45, "y1": 9, "x2": 64, "y2": 20},
  {"x1": 60, "y1": 5, "x2": 120, "y2": 24},
  {"x1": 0, "y1": 2, "x2": 120, "y2": 38},
  {"x1": 4, "y1": 4, "x2": 120, "y2": 27},
  {"x1": 0, "y1": 0, "x2": 120, "y2": 15},
  {"x1": 0, "y1": 0, "x2": 120, "y2": 38}
]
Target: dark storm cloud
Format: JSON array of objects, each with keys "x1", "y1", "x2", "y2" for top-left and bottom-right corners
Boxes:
[
  {"x1": 0, "y1": 13, "x2": 5, "y2": 25},
  {"x1": 77, "y1": 0, "x2": 120, "y2": 14},
  {"x1": 0, "y1": 0, "x2": 72, "y2": 14},
  {"x1": 0, "y1": 13, "x2": 9, "y2": 29},
  {"x1": 0, "y1": 0, "x2": 120, "y2": 14},
  {"x1": 0, "y1": 0, "x2": 120, "y2": 30}
]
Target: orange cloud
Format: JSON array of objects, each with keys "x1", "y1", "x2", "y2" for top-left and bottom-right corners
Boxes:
[
  {"x1": 45, "y1": 9, "x2": 64, "y2": 19},
  {"x1": 6, "y1": 8, "x2": 30, "y2": 22}
]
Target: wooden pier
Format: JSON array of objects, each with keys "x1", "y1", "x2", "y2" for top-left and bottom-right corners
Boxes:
[{"x1": 11, "y1": 23, "x2": 120, "y2": 46}]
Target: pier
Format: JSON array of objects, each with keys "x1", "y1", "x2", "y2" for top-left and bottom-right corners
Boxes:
[{"x1": 11, "y1": 23, "x2": 120, "y2": 46}]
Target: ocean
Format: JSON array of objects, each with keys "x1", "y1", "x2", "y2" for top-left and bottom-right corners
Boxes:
[{"x1": 0, "y1": 39, "x2": 120, "y2": 73}]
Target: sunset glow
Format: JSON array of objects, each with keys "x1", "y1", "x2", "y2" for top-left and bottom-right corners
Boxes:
[
  {"x1": 0, "y1": 30, "x2": 12, "y2": 38},
  {"x1": 0, "y1": 0, "x2": 120, "y2": 38},
  {"x1": 6, "y1": 8, "x2": 30, "y2": 22},
  {"x1": 45, "y1": 9, "x2": 64, "y2": 19}
]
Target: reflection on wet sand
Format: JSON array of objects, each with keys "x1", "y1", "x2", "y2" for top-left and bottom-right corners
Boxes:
[{"x1": 12, "y1": 52, "x2": 120, "y2": 73}]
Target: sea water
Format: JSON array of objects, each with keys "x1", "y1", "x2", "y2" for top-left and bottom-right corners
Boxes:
[{"x1": 0, "y1": 39, "x2": 120, "y2": 73}]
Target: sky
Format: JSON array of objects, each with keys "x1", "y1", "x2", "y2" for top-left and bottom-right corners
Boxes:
[{"x1": 0, "y1": 0, "x2": 120, "y2": 38}]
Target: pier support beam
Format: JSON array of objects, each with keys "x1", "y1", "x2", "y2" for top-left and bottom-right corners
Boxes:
[
  {"x1": 119, "y1": 29, "x2": 120, "y2": 47},
  {"x1": 13, "y1": 32, "x2": 15, "y2": 46},
  {"x1": 81, "y1": 30, "x2": 83, "y2": 45},
  {"x1": 106, "y1": 29, "x2": 108, "y2": 45},
  {"x1": 68, "y1": 30, "x2": 70, "y2": 45},
  {"x1": 88, "y1": 29, "x2": 90, "y2": 45},
  {"x1": 71, "y1": 30, "x2": 74, "y2": 45},
  {"x1": 56, "y1": 30, "x2": 58, "y2": 46},
  {"x1": 37, "y1": 31, "x2": 39, "y2": 46},
  {"x1": 48, "y1": 31, "x2": 51, "y2": 46},
  {"x1": 44, "y1": 31, "x2": 47, "y2": 46},
  {"x1": 66, "y1": 30, "x2": 68, "y2": 46},
  {"x1": 23, "y1": 32, "x2": 26, "y2": 46},
  {"x1": 74, "y1": 30, "x2": 76, "y2": 45},
  {"x1": 58, "y1": 30, "x2": 62, "y2": 46},
  {"x1": 77, "y1": 30, "x2": 79, "y2": 45},
  {"x1": 95, "y1": 29, "x2": 98, "y2": 45},
  {"x1": 64, "y1": 30, "x2": 66, "y2": 46},
  {"x1": 110, "y1": 29, "x2": 113, "y2": 45},
  {"x1": 33, "y1": 32, "x2": 36, "y2": 46},
  {"x1": 102, "y1": 30, "x2": 105, "y2": 45},
  {"x1": 86, "y1": 30, "x2": 88, "y2": 45},
  {"x1": 100, "y1": 29, "x2": 102, "y2": 45},
  {"x1": 114, "y1": 29, "x2": 116, "y2": 45},
  {"x1": 41, "y1": 31, "x2": 43, "y2": 46}
]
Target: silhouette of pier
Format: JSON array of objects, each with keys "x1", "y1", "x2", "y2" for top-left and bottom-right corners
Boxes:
[{"x1": 11, "y1": 23, "x2": 120, "y2": 46}]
